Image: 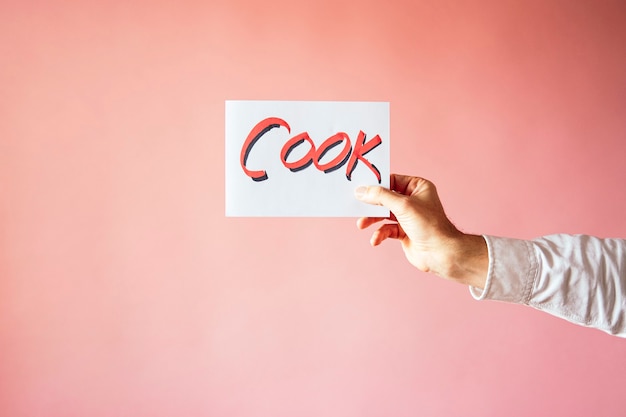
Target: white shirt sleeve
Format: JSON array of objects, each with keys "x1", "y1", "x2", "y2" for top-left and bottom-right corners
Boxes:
[{"x1": 470, "y1": 234, "x2": 626, "y2": 337}]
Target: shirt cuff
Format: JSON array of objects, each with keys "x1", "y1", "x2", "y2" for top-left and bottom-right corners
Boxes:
[{"x1": 469, "y1": 235, "x2": 538, "y2": 304}]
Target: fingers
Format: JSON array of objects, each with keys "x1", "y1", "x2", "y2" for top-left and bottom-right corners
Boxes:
[
  {"x1": 356, "y1": 217, "x2": 404, "y2": 246},
  {"x1": 356, "y1": 216, "x2": 386, "y2": 230},
  {"x1": 389, "y1": 174, "x2": 413, "y2": 194},
  {"x1": 354, "y1": 184, "x2": 407, "y2": 214},
  {"x1": 355, "y1": 174, "x2": 433, "y2": 208},
  {"x1": 392, "y1": 174, "x2": 434, "y2": 197},
  {"x1": 370, "y1": 223, "x2": 403, "y2": 246}
]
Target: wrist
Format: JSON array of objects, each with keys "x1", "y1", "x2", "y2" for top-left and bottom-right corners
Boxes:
[{"x1": 442, "y1": 234, "x2": 489, "y2": 288}]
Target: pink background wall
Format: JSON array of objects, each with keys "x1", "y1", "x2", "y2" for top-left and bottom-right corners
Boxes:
[{"x1": 2, "y1": 1, "x2": 625, "y2": 416}]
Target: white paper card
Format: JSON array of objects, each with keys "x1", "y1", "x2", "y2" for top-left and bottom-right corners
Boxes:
[{"x1": 225, "y1": 100, "x2": 390, "y2": 217}]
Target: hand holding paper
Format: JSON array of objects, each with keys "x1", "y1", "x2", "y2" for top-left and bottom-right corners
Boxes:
[{"x1": 355, "y1": 175, "x2": 489, "y2": 288}]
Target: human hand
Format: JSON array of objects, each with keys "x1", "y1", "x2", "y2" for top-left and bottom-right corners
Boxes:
[{"x1": 354, "y1": 174, "x2": 488, "y2": 288}]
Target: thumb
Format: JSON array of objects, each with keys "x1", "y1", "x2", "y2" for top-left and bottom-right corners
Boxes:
[{"x1": 354, "y1": 185, "x2": 406, "y2": 213}]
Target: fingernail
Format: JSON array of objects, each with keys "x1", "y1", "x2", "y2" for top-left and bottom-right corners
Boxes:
[{"x1": 354, "y1": 186, "x2": 367, "y2": 200}]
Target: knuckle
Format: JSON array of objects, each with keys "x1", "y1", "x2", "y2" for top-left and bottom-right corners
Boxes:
[{"x1": 395, "y1": 196, "x2": 413, "y2": 212}]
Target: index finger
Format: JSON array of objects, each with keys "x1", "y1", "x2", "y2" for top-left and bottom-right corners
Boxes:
[{"x1": 390, "y1": 174, "x2": 433, "y2": 197}]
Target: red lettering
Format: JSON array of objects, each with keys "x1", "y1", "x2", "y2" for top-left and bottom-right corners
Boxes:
[
  {"x1": 240, "y1": 119, "x2": 383, "y2": 183},
  {"x1": 314, "y1": 133, "x2": 352, "y2": 173},
  {"x1": 280, "y1": 133, "x2": 316, "y2": 172},
  {"x1": 240, "y1": 117, "x2": 290, "y2": 181},
  {"x1": 346, "y1": 131, "x2": 382, "y2": 184}
]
